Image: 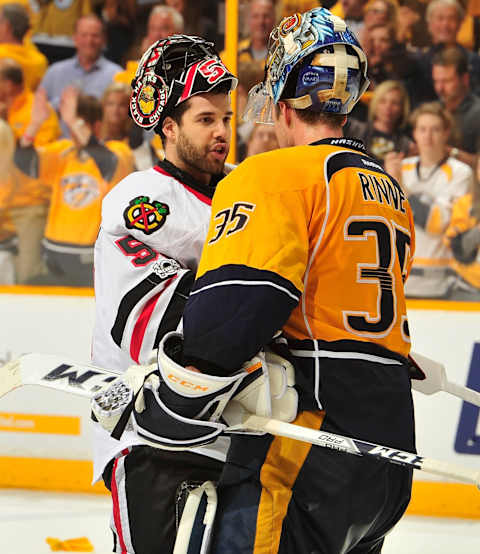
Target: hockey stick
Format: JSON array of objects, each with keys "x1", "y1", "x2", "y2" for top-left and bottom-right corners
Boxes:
[
  {"x1": 1, "y1": 353, "x2": 479, "y2": 488},
  {"x1": 230, "y1": 415, "x2": 480, "y2": 488},
  {"x1": 409, "y1": 352, "x2": 480, "y2": 407},
  {"x1": 0, "y1": 353, "x2": 121, "y2": 399}
]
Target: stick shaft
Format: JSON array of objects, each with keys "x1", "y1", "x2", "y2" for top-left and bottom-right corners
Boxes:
[
  {"x1": 445, "y1": 381, "x2": 480, "y2": 408},
  {"x1": 240, "y1": 415, "x2": 480, "y2": 487}
]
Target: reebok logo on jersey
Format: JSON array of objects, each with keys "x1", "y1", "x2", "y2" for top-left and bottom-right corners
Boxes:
[{"x1": 123, "y1": 196, "x2": 170, "y2": 235}]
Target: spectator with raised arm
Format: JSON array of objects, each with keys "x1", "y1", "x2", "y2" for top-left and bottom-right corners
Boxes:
[
  {"x1": 0, "y1": 58, "x2": 60, "y2": 147},
  {"x1": 0, "y1": 3, "x2": 47, "y2": 91},
  {"x1": 39, "y1": 14, "x2": 122, "y2": 114},
  {"x1": 30, "y1": 91, "x2": 134, "y2": 287}
]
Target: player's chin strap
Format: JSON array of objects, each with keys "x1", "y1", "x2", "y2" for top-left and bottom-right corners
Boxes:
[{"x1": 91, "y1": 331, "x2": 298, "y2": 450}]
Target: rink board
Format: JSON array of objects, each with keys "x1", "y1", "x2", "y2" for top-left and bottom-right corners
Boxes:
[{"x1": 0, "y1": 287, "x2": 479, "y2": 518}]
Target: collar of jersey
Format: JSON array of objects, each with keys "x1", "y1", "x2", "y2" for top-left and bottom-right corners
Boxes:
[
  {"x1": 309, "y1": 137, "x2": 367, "y2": 153},
  {"x1": 155, "y1": 159, "x2": 224, "y2": 200}
]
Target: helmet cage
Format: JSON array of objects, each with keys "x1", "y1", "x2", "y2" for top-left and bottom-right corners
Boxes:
[
  {"x1": 130, "y1": 35, "x2": 238, "y2": 131},
  {"x1": 243, "y1": 8, "x2": 369, "y2": 123}
]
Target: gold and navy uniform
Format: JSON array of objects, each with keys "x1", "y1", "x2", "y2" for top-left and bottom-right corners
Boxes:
[
  {"x1": 42, "y1": 138, "x2": 134, "y2": 251},
  {"x1": 184, "y1": 137, "x2": 415, "y2": 369},
  {"x1": 183, "y1": 137, "x2": 416, "y2": 554}
]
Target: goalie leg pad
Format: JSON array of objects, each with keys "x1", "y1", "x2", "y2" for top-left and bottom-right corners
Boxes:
[{"x1": 173, "y1": 481, "x2": 217, "y2": 554}]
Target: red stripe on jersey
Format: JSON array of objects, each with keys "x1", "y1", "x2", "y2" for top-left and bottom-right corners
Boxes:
[
  {"x1": 111, "y1": 457, "x2": 127, "y2": 554},
  {"x1": 153, "y1": 165, "x2": 212, "y2": 205},
  {"x1": 130, "y1": 275, "x2": 178, "y2": 363}
]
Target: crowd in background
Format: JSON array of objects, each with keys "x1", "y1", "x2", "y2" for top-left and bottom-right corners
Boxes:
[{"x1": 0, "y1": 0, "x2": 479, "y2": 300}]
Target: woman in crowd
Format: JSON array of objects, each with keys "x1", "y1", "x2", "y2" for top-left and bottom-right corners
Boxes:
[{"x1": 346, "y1": 80, "x2": 415, "y2": 163}]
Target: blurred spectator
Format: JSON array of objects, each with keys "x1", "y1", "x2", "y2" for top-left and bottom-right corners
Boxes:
[
  {"x1": 100, "y1": 80, "x2": 162, "y2": 170},
  {"x1": 360, "y1": 0, "x2": 397, "y2": 45},
  {"x1": 165, "y1": 0, "x2": 217, "y2": 43},
  {"x1": 100, "y1": 0, "x2": 136, "y2": 66},
  {"x1": 396, "y1": 0, "x2": 429, "y2": 48},
  {"x1": 394, "y1": 102, "x2": 473, "y2": 298},
  {"x1": 363, "y1": 22, "x2": 423, "y2": 106},
  {"x1": 246, "y1": 123, "x2": 279, "y2": 156},
  {"x1": 39, "y1": 14, "x2": 122, "y2": 114},
  {"x1": 0, "y1": 3, "x2": 47, "y2": 90},
  {"x1": 100, "y1": 81, "x2": 131, "y2": 142},
  {"x1": 238, "y1": 0, "x2": 275, "y2": 63},
  {"x1": 31, "y1": 92, "x2": 134, "y2": 287},
  {"x1": 346, "y1": 80, "x2": 414, "y2": 163},
  {"x1": 277, "y1": 1, "x2": 321, "y2": 20},
  {"x1": 0, "y1": 119, "x2": 17, "y2": 284},
  {"x1": 0, "y1": 90, "x2": 56, "y2": 283},
  {"x1": 415, "y1": 0, "x2": 480, "y2": 105},
  {"x1": 114, "y1": 5, "x2": 184, "y2": 87},
  {"x1": 32, "y1": 0, "x2": 93, "y2": 64},
  {"x1": 141, "y1": 5, "x2": 184, "y2": 51},
  {"x1": 0, "y1": 59, "x2": 61, "y2": 147},
  {"x1": 432, "y1": 45, "x2": 480, "y2": 168},
  {"x1": 445, "y1": 172, "x2": 480, "y2": 295},
  {"x1": 330, "y1": 0, "x2": 367, "y2": 37}
]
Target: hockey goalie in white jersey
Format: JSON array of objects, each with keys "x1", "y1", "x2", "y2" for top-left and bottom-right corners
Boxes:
[{"x1": 91, "y1": 35, "x2": 237, "y2": 554}]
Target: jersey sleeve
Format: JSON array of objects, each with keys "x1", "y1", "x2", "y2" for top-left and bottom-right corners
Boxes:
[
  {"x1": 94, "y1": 226, "x2": 194, "y2": 366},
  {"x1": 182, "y1": 154, "x2": 309, "y2": 374}
]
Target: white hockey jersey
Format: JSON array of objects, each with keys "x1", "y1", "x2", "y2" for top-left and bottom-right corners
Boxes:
[
  {"x1": 401, "y1": 155, "x2": 473, "y2": 298},
  {"x1": 91, "y1": 160, "x2": 232, "y2": 482}
]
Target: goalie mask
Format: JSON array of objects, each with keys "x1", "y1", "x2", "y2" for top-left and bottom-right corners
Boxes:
[
  {"x1": 244, "y1": 7, "x2": 369, "y2": 123},
  {"x1": 130, "y1": 35, "x2": 238, "y2": 132}
]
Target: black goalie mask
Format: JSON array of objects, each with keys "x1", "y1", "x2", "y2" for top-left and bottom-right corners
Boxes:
[{"x1": 130, "y1": 35, "x2": 238, "y2": 133}]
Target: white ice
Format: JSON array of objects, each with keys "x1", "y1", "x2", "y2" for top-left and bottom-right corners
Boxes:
[{"x1": 0, "y1": 489, "x2": 479, "y2": 553}]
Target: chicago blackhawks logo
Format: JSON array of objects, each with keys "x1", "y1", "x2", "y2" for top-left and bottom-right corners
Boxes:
[
  {"x1": 123, "y1": 196, "x2": 170, "y2": 235},
  {"x1": 130, "y1": 73, "x2": 168, "y2": 128}
]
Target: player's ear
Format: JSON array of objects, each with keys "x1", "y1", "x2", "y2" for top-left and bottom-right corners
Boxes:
[{"x1": 162, "y1": 116, "x2": 177, "y2": 142}]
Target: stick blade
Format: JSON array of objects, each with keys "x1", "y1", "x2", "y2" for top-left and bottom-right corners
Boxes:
[{"x1": 410, "y1": 351, "x2": 447, "y2": 395}]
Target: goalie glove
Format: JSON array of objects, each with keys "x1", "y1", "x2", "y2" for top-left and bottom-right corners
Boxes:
[{"x1": 92, "y1": 332, "x2": 298, "y2": 449}]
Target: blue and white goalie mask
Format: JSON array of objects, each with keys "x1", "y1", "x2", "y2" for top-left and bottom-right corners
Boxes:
[{"x1": 243, "y1": 8, "x2": 370, "y2": 123}]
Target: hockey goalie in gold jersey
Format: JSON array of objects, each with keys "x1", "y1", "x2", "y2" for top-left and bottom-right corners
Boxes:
[{"x1": 178, "y1": 7, "x2": 417, "y2": 554}]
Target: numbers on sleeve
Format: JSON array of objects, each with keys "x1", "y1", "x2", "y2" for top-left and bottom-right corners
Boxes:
[
  {"x1": 115, "y1": 235, "x2": 159, "y2": 267},
  {"x1": 343, "y1": 216, "x2": 411, "y2": 339},
  {"x1": 208, "y1": 202, "x2": 256, "y2": 244}
]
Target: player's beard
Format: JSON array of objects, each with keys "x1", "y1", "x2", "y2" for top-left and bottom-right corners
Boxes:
[{"x1": 176, "y1": 130, "x2": 227, "y2": 178}]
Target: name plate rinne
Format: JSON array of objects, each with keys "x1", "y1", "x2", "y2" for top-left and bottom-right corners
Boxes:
[{"x1": 0, "y1": 413, "x2": 81, "y2": 435}]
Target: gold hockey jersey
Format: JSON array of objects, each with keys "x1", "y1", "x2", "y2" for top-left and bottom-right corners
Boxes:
[
  {"x1": 42, "y1": 138, "x2": 134, "y2": 249},
  {"x1": 183, "y1": 138, "x2": 415, "y2": 372}
]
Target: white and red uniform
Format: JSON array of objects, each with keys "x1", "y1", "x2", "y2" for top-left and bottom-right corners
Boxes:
[{"x1": 91, "y1": 159, "x2": 231, "y2": 483}]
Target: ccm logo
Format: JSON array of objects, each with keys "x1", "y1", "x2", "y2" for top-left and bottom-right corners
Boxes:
[{"x1": 168, "y1": 374, "x2": 209, "y2": 391}]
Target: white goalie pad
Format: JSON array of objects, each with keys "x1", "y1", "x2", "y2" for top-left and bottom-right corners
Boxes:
[{"x1": 174, "y1": 481, "x2": 217, "y2": 554}]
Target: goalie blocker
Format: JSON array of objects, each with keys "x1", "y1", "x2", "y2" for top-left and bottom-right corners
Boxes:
[{"x1": 92, "y1": 332, "x2": 299, "y2": 449}]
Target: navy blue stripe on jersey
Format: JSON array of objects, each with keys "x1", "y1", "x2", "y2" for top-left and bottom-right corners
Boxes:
[
  {"x1": 325, "y1": 150, "x2": 398, "y2": 185},
  {"x1": 111, "y1": 270, "x2": 179, "y2": 348},
  {"x1": 183, "y1": 265, "x2": 301, "y2": 376},
  {"x1": 154, "y1": 270, "x2": 195, "y2": 347}
]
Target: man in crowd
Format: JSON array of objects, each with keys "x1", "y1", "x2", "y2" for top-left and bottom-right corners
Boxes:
[
  {"x1": 39, "y1": 14, "x2": 121, "y2": 114},
  {"x1": 0, "y1": 3, "x2": 48, "y2": 90},
  {"x1": 91, "y1": 36, "x2": 238, "y2": 553},
  {"x1": 0, "y1": 58, "x2": 60, "y2": 146},
  {"x1": 432, "y1": 45, "x2": 480, "y2": 168},
  {"x1": 416, "y1": 0, "x2": 480, "y2": 105}
]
